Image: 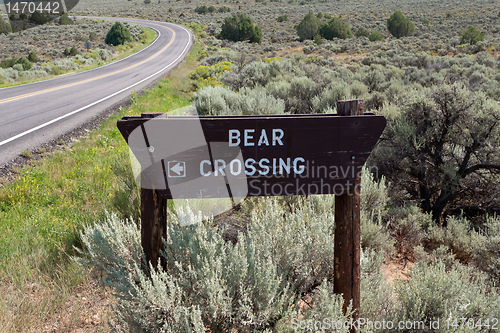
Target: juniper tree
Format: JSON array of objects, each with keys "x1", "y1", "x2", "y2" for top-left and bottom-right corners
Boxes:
[
  {"x1": 218, "y1": 14, "x2": 261, "y2": 43},
  {"x1": 105, "y1": 21, "x2": 132, "y2": 46},
  {"x1": 59, "y1": 13, "x2": 74, "y2": 25},
  {"x1": 372, "y1": 83, "x2": 500, "y2": 222},
  {"x1": 295, "y1": 12, "x2": 322, "y2": 40},
  {"x1": 319, "y1": 17, "x2": 352, "y2": 40},
  {"x1": 461, "y1": 26, "x2": 484, "y2": 45},
  {"x1": 387, "y1": 11, "x2": 415, "y2": 38}
]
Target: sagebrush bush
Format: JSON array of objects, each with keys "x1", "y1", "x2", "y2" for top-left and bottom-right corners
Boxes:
[
  {"x1": 472, "y1": 215, "x2": 500, "y2": 282},
  {"x1": 425, "y1": 216, "x2": 476, "y2": 262},
  {"x1": 161, "y1": 207, "x2": 297, "y2": 332},
  {"x1": 193, "y1": 85, "x2": 285, "y2": 115},
  {"x1": 288, "y1": 280, "x2": 352, "y2": 333},
  {"x1": 248, "y1": 198, "x2": 336, "y2": 295},
  {"x1": 77, "y1": 198, "x2": 351, "y2": 332},
  {"x1": 392, "y1": 259, "x2": 500, "y2": 332},
  {"x1": 387, "y1": 205, "x2": 431, "y2": 260},
  {"x1": 77, "y1": 211, "x2": 297, "y2": 332},
  {"x1": 360, "y1": 249, "x2": 394, "y2": 321},
  {"x1": 360, "y1": 167, "x2": 394, "y2": 256}
]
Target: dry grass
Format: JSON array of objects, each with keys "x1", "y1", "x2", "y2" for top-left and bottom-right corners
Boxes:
[{"x1": 1, "y1": 270, "x2": 113, "y2": 332}]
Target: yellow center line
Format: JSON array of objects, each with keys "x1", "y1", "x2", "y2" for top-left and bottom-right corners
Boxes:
[{"x1": 0, "y1": 23, "x2": 175, "y2": 105}]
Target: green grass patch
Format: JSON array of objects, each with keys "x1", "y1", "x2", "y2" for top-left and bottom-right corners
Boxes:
[
  {"x1": 0, "y1": 39, "x2": 202, "y2": 286},
  {"x1": 0, "y1": 27, "x2": 157, "y2": 89}
]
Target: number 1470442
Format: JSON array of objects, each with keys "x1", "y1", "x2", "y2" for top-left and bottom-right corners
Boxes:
[
  {"x1": 6, "y1": 1, "x2": 60, "y2": 14},
  {"x1": 446, "y1": 318, "x2": 498, "y2": 330}
]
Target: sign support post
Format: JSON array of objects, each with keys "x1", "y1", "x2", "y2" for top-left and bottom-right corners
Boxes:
[
  {"x1": 334, "y1": 99, "x2": 362, "y2": 325},
  {"x1": 140, "y1": 113, "x2": 168, "y2": 269}
]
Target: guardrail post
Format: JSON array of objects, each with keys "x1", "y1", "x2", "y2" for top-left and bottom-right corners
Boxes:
[{"x1": 334, "y1": 99, "x2": 362, "y2": 326}]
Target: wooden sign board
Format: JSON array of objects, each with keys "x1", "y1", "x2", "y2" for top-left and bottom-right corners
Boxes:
[{"x1": 117, "y1": 113, "x2": 386, "y2": 199}]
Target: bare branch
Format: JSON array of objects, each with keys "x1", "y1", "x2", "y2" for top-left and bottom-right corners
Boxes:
[{"x1": 464, "y1": 164, "x2": 500, "y2": 176}]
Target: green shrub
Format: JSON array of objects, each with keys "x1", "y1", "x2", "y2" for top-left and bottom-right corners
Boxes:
[
  {"x1": 194, "y1": 5, "x2": 208, "y2": 14},
  {"x1": 354, "y1": 27, "x2": 370, "y2": 37},
  {"x1": 51, "y1": 65, "x2": 63, "y2": 75},
  {"x1": 218, "y1": 14, "x2": 261, "y2": 43},
  {"x1": 0, "y1": 58, "x2": 18, "y2": 69},
  {"x1": 296, "y1": 12, "x2": 322, "y2": 40},
  {"x1": 313, "y1": 33, "x2": 323, "y2": 45},
  {"x1": 369, "y1": 30, "x2": 385, "y2": 41},
  {"x1": 277, "y1": 15, "x2": 288, "y2": 22},
  {"x1": 75, "y1": 33, "x2": 87, "y2": 42},
  {"x1": 387, "y1": 11, "x2": 414, "y2": 38},
  {"x1": 29, "y1": 12, "x2": 49, "y2": 25},
  {"x1": 59, "y1": 13, "x2": 74, "y2": 25},
  {"x1": 0, "y1": 15, "x2": 13, "y2": 34},
  {"x1": 105, "y1": 22, "x2": 132, "y2": 46},
  {"x1": 311, "y1": 82, "x2": 351, "y2": 113},
  {"x1": 363, "y1": 66, "x2": 385, "y2": 92},
  {"x1": 15, "y1": 57, "x2": 32, "y2": 71},
  {"x1": 248, "y1": 198, "x2": 336, "y2": 295},
  {"x1": 461, "y1": 26, "x2": 484, "y2": 45},
  {"x1": 320, "y1": 17, "x2": 352, "y2": 40},
  {"x1": 27, "y1": 51, "x2": 39, "y2": 63},
  {"x1": 69, "y1": 47, "x2": 78, "y2": 56}
]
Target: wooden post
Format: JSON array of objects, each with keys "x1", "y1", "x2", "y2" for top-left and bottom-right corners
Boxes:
[
  {"x1": 140, "y1": 113, "x2": 168, "y2": 270},
  {"x1": 334, "y1": 99, "x2": 362, "y2": 324}
]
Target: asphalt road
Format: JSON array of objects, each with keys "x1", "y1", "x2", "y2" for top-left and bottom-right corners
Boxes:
[{"x1": 0, "y1": 17, "x2": 193, "y2": 167}]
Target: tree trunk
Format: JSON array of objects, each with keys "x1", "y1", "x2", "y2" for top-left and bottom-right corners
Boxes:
[{"x1": 432, "y1": 193, "x2": 452, "y2": 225}]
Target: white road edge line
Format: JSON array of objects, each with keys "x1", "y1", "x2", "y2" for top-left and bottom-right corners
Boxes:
[
  {"x1": 0, "y1": 24, "x2": 192, "y2": 147},
  {"x1": 0, "y1": 17, "x2": 161, "y2": 91}
]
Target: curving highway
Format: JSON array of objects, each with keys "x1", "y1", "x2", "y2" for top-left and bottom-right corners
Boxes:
[{"x1": 0, "y1": 17, "x2": 193, "y2": 167}]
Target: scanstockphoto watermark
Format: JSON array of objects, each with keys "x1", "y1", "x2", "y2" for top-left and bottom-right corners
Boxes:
[
  {"x1": 291, "y1": 317, "x2": 499, "y2": 331},
  {"x1": 291, "y1": 317, "x2": 437, "y2": 331}
]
